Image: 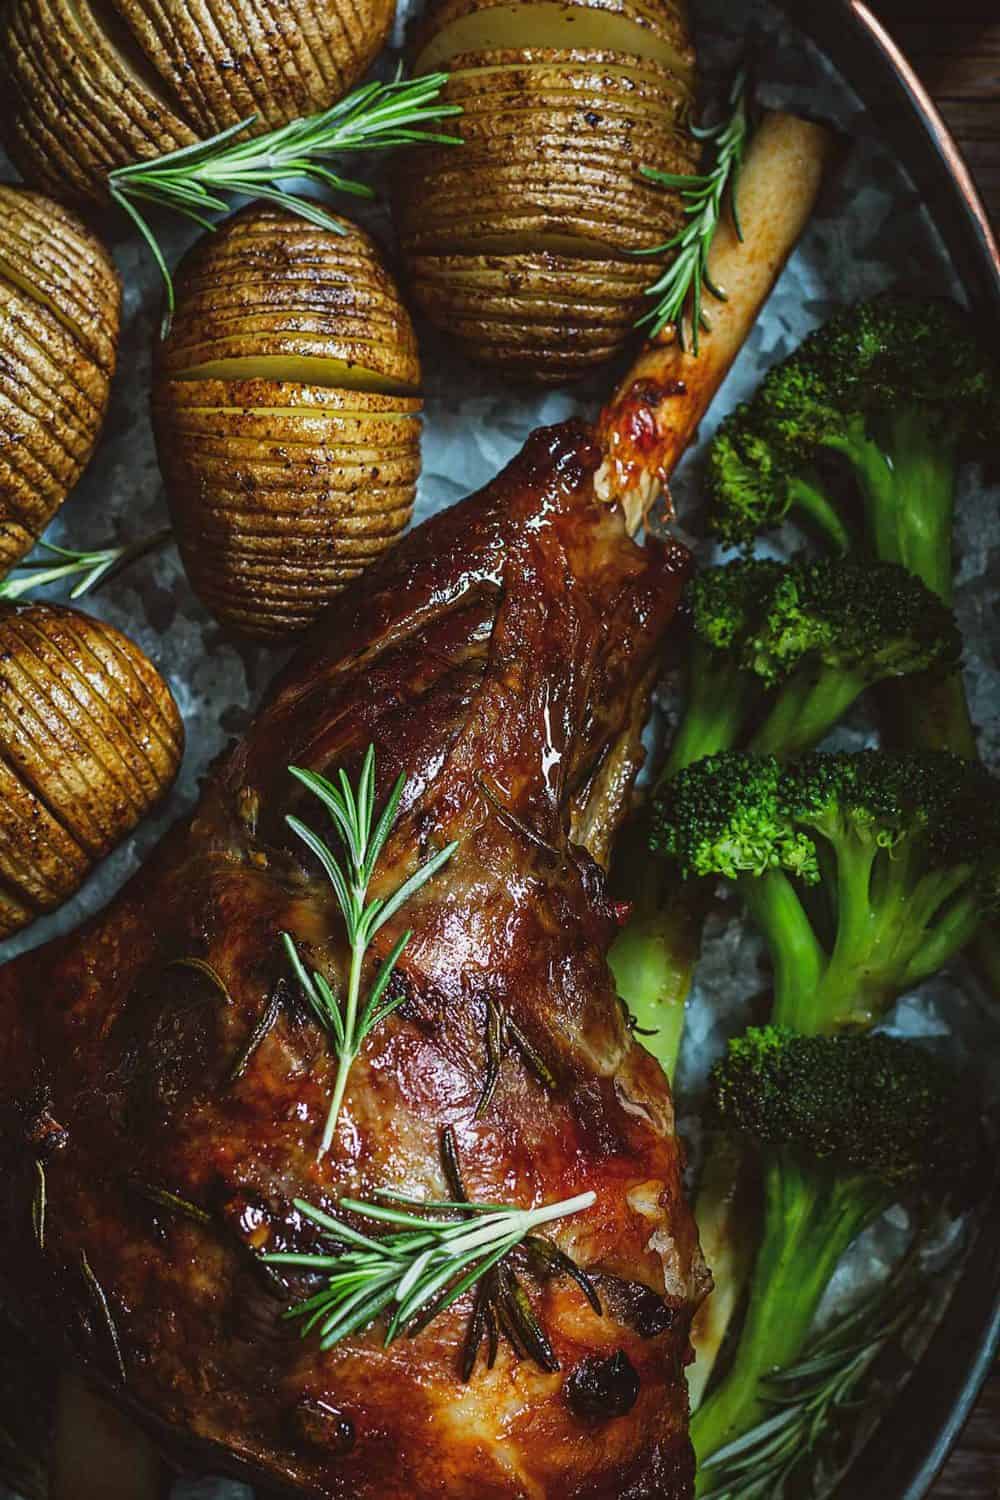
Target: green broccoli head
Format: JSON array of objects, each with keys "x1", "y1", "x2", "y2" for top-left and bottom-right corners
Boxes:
[
  {"x1": 686, "y1": 559, "x2": 786, "y2": 653},
  {"x1": 707, "y1": 296, "x2": 999, "y2": 559},
  {"x1": 652, "y1": 750, "x2": 1000, "y2": 1032},
  {"x1": 742, "y1": 558, "x2": 962, "y2": 687},
  {"x1": 783, "y1": 749, "x2": 1000, "y2": 874},
  {"x1": 710, "y1": 1025, "x2": 981, "y2": 1196},
  {"x1": 692, "y1": 1022, "x2": 984, "y2": 1464},
  {"x1": 664, "y1": 559, "x2": 962, "y2": 771},
  {"x1": 797, "y1": 297, "x2": 998, "y2": 434},
  {"x1": 650, "y1": 753, "x2": 818, "y2": 882}
]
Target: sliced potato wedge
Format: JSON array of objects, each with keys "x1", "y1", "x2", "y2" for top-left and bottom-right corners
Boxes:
[
  {"x1": 0, "y1": 187, "x2": 121, "y2": 578},
  {"x1": 0, "y1": 0, "x2": 393, "y2": 202},
  {"x1": 153, "y1": 207, "x2": 423, "y2": 639},
  {"x1": 413, "y1": 0, "x2": 695, "y2": 82},
  {"x1": 0, "y1": 0, "x2": 197, "y2": 200},
  {"x1": 159, "y1": 208, "x2": 421, "y2": 390},
  {"x1": 395, "y1": 6, "x2": 698, "y2": 381},
  {"x1": 0, "y1": 601, "x2": 183, "y2": 937}
]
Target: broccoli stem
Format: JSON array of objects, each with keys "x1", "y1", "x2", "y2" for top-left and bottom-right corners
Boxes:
[
  {"x1": 840, "y1": 409, "x2": 957, "y2": 603},
  {"x1": 663, "y1": 641, "x2": 761, "y2": 779},
  {"x1": 609, "y1": 881, "x2": 707, "y2": 1081},
  {"x1": 787, "y1": 473, "x2": 853, "y2": 554},
  {"x1": 901, "y1": 865, "x2": 982, "y2": 985},
  {"x1": 741, "y1": 872, "x2": 825, "y2": 1028},
  {"x1": 750, "y1": 665, "x2": 868, "y2": 757},
  {"x1": 691, "y1": 1151, "x2": 887, "y2": 1479},
  {"x1": 688, "y1": 1138, "x2": 761, "y2": 1413},
  {"x1": 832, "y1": 407, "x2": 979, "y2": 759}
]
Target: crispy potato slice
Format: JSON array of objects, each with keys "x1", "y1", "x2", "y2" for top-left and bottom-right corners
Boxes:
[
  {"x1": 0, "y1": 601, "x2": 183, "y2": 937},
  {"x1": 0, "y1": 0, "x2": 196, "y2": 199},
  {"x1": 0, "y1": 188, "x2": 121, "y2": 577},
  {"x1": 153, "y1": 207, "x2": 424, "y2": 639},
  {"x1": 413, "y1": 0, "x2": 695, "y2": 82},
  {"x1": 395, "y1": 9, "x2": 698, "y2": 381},
  {"x1": 159, "y1": 208, "x2": 421, "y2": 390}
]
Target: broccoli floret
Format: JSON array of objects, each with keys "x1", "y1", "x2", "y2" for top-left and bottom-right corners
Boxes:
[
  {"x1": 705, "y1": 294, "x2": 1000, "y2": 982},
  {"x1": 708, "y1": 298, "x2": 998, "y2": 605},
  {"x1": 651, "y1": 750, "x2": 1000, "y2": 1032},
  {"x1": 692, "y1": 1026, "x2": 980, "y2": 1470},
  {"x1": 665, "y1": 557, "x2": 961, "y2": 773},
  {"x1": 710, "y1": 1025, "x2": 976, "y2": 1189},
  {"x1": 610, "y1": 560, "x2": 961, "y2": 1080}
]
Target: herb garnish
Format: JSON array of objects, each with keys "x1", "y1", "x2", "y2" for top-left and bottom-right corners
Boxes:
[
  {"x1": 634, "y1": 68, "x2": 750, "y2": 352},
  {"x1": 697, "y1": 1248, "x2": 933, "y2": 1499},
  {"x1": 108, "y1": 72, "x2": 462, "y2": 324},
  {"x1": 264, "y1": 1128, "x2": 596, "y2": 1358},
  {"x1": 283, "y1": 747, "x2": 458, "y2": 1158},
  {"x1": 0, "y1": 529, "x2": 172, "y2": 602}
]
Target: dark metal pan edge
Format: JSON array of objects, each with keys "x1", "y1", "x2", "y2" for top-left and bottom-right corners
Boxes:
[{"x1": 768, "y1": 3, "x2": 999, "y2": 1495}]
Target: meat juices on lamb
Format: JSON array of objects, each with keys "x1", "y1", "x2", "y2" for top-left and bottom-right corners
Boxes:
[{"x1": 0, "y1": 421, "x2": 707, "y2": 1499}]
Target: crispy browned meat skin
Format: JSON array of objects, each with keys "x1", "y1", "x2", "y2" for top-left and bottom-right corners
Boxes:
[{"x1": 0, "y1": 422, "x2": 704, "y2": 1498}]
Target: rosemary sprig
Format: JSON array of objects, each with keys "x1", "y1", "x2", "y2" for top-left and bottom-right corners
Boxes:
[
  {"x1": 0, "y1": 528, "x2": 172, "y2": 602},
  {"x1": 634, "y1": 68, "x2": 750, "y2": 353},
  {"x1": 283, "y1": 747, "x2": 458, "y2": 1158},
  {"x1": 108, "y1": 71, "x2": 463, "y2": 321},
  {"x1": 264, "y1": 1178, "x2": 595, "y2": 1353},
  {"x1": 697, "y1": 1251, "x2": 931, "y2": 1500}
]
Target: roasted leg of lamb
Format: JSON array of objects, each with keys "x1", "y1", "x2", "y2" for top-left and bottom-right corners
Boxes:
[{"x1": 0, "y1": 422, "x2": 706, "y2": 1499}]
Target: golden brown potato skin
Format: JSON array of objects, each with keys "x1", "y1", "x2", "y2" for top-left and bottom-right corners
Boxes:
[
  {"x1": 0, "y1": 423, "x2": 704, "y2": 1497},
  {"x1": 152, "y1": 206, "x2": 424, "y2": 642},
  {"x1": 0, "y1": 186, "x2": 121, "y2": 577},
  {"x1": 395, "y1": 0, "x2": 698, "y2": 383},
  {"x1": 0, "y1": 0, "x2": 394, "y2": 203},
  {"x1": 0, "y1": 601, "x2": 184, "y2": 937}
]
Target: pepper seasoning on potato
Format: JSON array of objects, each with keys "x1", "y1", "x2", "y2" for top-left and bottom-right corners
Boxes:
[
  {"x1": 0, "y1": 186, "x2": 121, "y2": 579},
  {"x1": 152, "y1": 206, "x2": 423, "y2": 641},
  {"x1": 395, "y1": 0, "x2": 700, "y2": 382},
  {"x1": 0, "y1": 601, "x2": 183, "y2": 937}
]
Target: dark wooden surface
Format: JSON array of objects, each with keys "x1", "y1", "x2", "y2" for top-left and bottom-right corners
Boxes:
[{"x1": 870, "y1": 7, "x2": 999, "y2": 1496}]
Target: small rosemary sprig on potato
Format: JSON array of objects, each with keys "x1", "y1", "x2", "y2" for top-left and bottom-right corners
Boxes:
[
  {"x1": 283, "y1": 748, "x2": 458, "y2": 1158},
  {"x1": 109, "y1": 71, "x2": 463, "y2": 320},
  {"x1": 635, "y1": 68, "x2": 750, "y2": 353}
]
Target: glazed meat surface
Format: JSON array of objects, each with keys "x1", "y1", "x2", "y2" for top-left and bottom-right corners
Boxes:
[{"x1": 0, "y1": 422, "x2": 705, "y2": 1498}]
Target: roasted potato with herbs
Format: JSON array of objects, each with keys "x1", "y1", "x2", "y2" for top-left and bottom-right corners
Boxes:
[
  {"x1": 0, "y1": 601, "x2": 183, "y2": 937},
  {"x1": 152, "y1": 206, "x2": 423, "y2": 641},
  {"x1": 0, "y1": 0, "x2": 394, "y2": 203},
  {"x1": 395, "y1": 0, "x2": 698, "y2": 382},
  {"x1": 0, "y1": 185, "x2": 121, "y2": 579}
]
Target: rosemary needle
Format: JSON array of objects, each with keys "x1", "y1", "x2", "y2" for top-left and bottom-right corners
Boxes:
[
  {"x1": 264, "y1": 1186, "x2": 596, "y2": 1352},
  {"x1": 697, "y1": 1248, "x2": 933, "y2": 1499},
  {"x1": 0, "y1": 529, "x2": 173, "y2": 602},
  {"x1": 634, "y1": 68, "x2": 751, "y2": 353},
  {"x1": 283, "y1": 746, "x2": 459, "y2": 1158},
  {"x1": 108, "y1": 71, "x2": 463, "y2": 322}
]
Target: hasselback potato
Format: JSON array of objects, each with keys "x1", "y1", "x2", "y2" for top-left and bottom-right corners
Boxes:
[
  {"x1": 0, "y1": 0, "x2": 394, "y2": 203},
  {"x1": 0, "y1": 601, "x2": 183, "y2": 937},
  {"x1": 395, "y1": 0, "x2": 699, "y2": 382},
  {"x1": 0, "y1": 185, "x2": 121, "y2": 578},
  {"x1": 152, "y1": 205, "x2": 423, "y2": 641}
]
